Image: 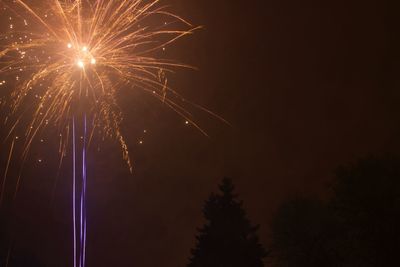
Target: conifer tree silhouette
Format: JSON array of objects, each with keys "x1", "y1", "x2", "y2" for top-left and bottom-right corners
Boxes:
[{"x1": 188, "y1": 178, "x2": 267, "y2": 267}]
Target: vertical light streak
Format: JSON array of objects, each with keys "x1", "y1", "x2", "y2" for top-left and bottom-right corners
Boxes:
[
  {"x1": 80, "y1": 114, "x2": 87, "y2": 267},
  {"x1": 71, "y1": 115, "x2": 88, "y2": 267},
  {"x1": 72, "y1": 117, "x2": 77, "y2": 267},
  {"x1": 82, "y1": 115, "x2": 87, "y2": 267},
  {"x1": 79, "y1": 136, "x2": 83, "y2": 267}
]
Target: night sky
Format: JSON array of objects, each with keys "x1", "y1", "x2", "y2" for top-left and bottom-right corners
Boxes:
[{"x1": 1, "y1": 0, "x2": 400, "y2": 266}]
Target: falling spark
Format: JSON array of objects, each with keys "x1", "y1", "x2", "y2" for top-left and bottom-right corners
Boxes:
[{"x1": 0, "y1": 139, "x2": 15, "y2": 205}]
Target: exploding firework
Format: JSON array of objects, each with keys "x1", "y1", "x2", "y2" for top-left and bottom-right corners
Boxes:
[
  {"x1": 0, "y1": 1, "x2": 207, "y2": 266},
  {"x1": 0, "y1": 0, "x2": 204, "y2": 172}
]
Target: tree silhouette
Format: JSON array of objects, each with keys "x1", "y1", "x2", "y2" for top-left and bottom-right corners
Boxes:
[
  {"x1": 271, "y1": 156, "x2": 400, "y2": 266},
  {"x1": 271, "y1": 198, "x2": 340, "y2": 267},
  {"x1": 188, "y1": 177, "x2": 267, "y2": 267},
  {"x1": 331, "y1": 156, "x2": 400, "y2": 266}
]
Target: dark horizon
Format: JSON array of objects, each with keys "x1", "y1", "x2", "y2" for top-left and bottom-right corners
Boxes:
[{"x1": 1, "y1": 0, "x2": 400, "y2": 266}]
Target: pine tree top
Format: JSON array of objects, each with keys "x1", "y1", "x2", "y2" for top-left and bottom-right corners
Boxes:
[{"x1": 188, "y1": 177, "x2": 267, "y2": 267}]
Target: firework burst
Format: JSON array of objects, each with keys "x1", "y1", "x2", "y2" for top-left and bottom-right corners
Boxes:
[
  {"x1": 0, "y1": 1, "x2": 209, "y2": 265},
  {"x1": 0, "y1": 0, "x2": 203, "y2": 171}
]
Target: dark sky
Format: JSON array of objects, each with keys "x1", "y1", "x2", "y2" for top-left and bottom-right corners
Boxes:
[{"x1": 1, "y1": 0, "x2": 400, "y2": 266}]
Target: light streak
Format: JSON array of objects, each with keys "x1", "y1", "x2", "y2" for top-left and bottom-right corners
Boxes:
[
  {"x1": 72, "y1": 117, "x2": 77, "y2": 267},
  {"x1": 80, "y1": 114, "x2": 87, "y2": 267},
  {"x1": 72, "y1": 115, "x2": 88, "y2": 267}
]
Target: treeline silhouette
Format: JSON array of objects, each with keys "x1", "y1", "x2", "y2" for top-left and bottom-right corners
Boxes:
[
  {"x1": 1, "y1": 156, "x2": 400, "y2": 266},
  {"x1": 269, "y1": 156, "x2": 400, "y2": 266},
  {"x1": 188, "y1": 156, "x2": 400, "y2": 266}
]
